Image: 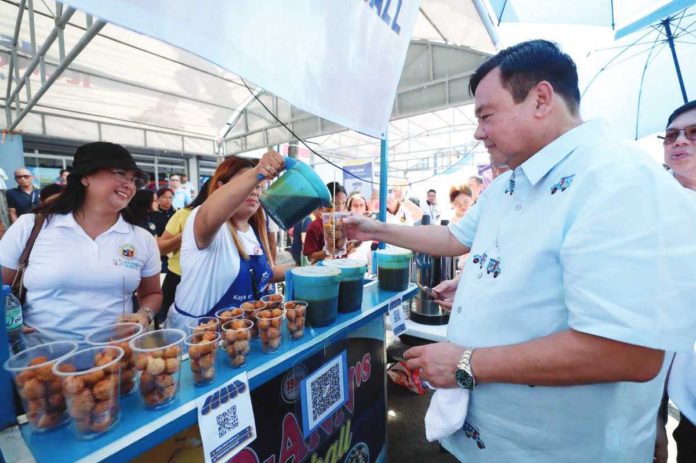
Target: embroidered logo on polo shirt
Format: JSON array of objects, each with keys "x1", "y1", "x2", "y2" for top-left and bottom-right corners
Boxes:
[
  {"x1": 118, "y1": 244, "x2": 136, "y2": 259},
  {"x1": 463, "y1": 421, "x2": 486, "y2": 450},
  {"x1": 486, "y1": 258, "x2": 502, "y2": 278},
  {"x1": 472, "y1": 253, "x2": 488, "y2": 269},
  {"x1": 550, "y1": 175, "x2": 575, "y2": 194}
]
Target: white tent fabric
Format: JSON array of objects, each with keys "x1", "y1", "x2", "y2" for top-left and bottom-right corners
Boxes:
[{"x1": 1, "y1": 0, "x2": 494, "y2": 158}]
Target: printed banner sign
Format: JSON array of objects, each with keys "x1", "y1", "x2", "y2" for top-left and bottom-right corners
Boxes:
[
  {"x1": 343, "y1": 160, "x2": 374, "y2": 203},
  {"x1": 388, "y1": 297, "x2": 406, "y2": 336},
  {"x1": 197, "y1": 373, "x2": 256, "y2": 463},
  {"x1": 61, "y1": 0, "x2": 421, "y2": 138}
]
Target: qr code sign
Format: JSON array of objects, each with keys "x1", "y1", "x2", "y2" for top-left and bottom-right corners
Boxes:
[
  {"x1": 310, "y1": 364, "x2": 341, "y2": 422},
  {"x1": 216, "y1": 405, "x2": 239, "y2": 438}
]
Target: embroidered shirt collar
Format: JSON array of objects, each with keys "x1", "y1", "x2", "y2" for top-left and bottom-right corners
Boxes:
[{"x1": 520, "y1": 119, "x2": 605, "y2": 186}]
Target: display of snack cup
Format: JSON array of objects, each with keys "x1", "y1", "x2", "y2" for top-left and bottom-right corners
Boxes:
[
  {"x1": 240, "y1": 300, "x2": 266, "y2": 338},
  {"x1": 52, "y1": 346, "x2": 124, "y2": 439},
  {"x1": 284, "y1": 301, "x2": 308, "y2": 340},
  {"x1": 185, "y1": 332, "x2": 220, "y2": 386},
  {"x1": 187, "y1": 316, "x2": 219, "y2": 334},
  {"x1": 256, "y1": 308, "x2": 284, "y2": 353},
  {"x1": 222, "y1": 319, "x2": 252, "y2": 368},
  {"x1": 260, "y1": 293, "x2": 284, "y2": 311},
  {"x1": 3, "y1": 340, "x2": 77, "y2": 432},
  {"x1": 129, "y1": 329, "x2": 185, "y2": 409},
  {"x1": 84, "y1": 322, "x2": 143, "y2": 396},
  {"x1": 215, "y1": 307, "x2": 244, "y2": 326},
  {"x1": 322, "y1": 211, "x2": 351, "y2": 257}
]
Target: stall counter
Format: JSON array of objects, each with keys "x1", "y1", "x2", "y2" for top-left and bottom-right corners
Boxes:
[{"x1": 4, "y1": 281, "x2": 417, "y2": 463}]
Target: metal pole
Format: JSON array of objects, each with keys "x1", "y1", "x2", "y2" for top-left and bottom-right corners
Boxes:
[
  {"x1": 9, "y1": 20, "x2": 105, "y2": 131},
  {"x1": 378, "y1": 133, "x2": 388, "y2": 250},
  {"x1": 7, "y1": 6, "x2": 75, "y2": 106},
  {"x1": 6, "y1": 0, "x2": 27, "y2": 124},
  {"x1": 664, "y1": 19, "x2": 688, "y2": 103}
]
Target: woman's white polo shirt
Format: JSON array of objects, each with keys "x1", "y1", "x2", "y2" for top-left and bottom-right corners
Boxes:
[{"x1": 0, "y1": 212, "x2": 160, "y2": 346}]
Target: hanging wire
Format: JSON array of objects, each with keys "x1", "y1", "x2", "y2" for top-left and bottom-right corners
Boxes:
[{"x1": 238, "y1": 78, "x2": 480, "y2": 187}]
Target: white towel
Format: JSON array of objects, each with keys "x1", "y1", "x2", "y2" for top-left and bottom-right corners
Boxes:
[{"x1": 424, "y1": 387, "x2": 470, "y2": 442}]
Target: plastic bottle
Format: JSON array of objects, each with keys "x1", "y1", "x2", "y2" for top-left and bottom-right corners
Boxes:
[{"x1": 2, "y1": 285, "x2": 26, "y2": 354}]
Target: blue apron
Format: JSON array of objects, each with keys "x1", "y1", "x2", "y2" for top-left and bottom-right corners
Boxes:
[{"x1": 175, "y1": 235, "x2": 273, "y2": 319}]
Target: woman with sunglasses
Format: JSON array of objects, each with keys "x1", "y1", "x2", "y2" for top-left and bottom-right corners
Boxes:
[
  {"x1": 166, "y1": 151, "x2": 291, "y2": 331},
  {"x1": 0, "y1": 142, "x2": 163, "y2": 347}
]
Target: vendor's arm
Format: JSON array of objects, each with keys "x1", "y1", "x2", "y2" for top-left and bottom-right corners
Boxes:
[
  {"x1": 401, "y1": 198, "x2": 424, "y2": 222},
  {"x1": 405, "y1": 329, "x2": 664, "y2": 388},
  {"x1": 122, "y1": 274, "x2": 163, "y2": 328},
  {"x1": 194, "y1": 150, "x2": 284, "y2": 249},
  {"x1": 271, "y1": 262, "x2": 295, "y2": 283},
  {"x1": 157, "y1": 230, "x2": 182, "y2": 255}
]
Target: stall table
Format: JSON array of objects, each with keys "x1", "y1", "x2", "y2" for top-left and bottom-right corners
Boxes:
[{"x1": 2, "y1": 281, "x2": 417, "y2": 463}]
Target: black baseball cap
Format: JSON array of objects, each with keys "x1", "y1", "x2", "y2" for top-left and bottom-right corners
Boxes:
[{"x1": 71, "y1": 142, "x2": 148, "y2": 183}]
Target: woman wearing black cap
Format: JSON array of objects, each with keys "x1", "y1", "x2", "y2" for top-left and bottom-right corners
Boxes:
[{"x1": 0, "y1": 142, "x2": 163, "y2": 347}]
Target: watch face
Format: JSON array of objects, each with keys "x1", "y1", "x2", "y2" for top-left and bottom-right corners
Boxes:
[{"x1": 456, "y1": 369, "x2": 474, "y2": 390}]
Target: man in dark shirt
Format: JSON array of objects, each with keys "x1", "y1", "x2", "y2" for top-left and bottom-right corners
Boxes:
[{"x1": 6, "y1": 168, "x2": 40, "y2": 222}]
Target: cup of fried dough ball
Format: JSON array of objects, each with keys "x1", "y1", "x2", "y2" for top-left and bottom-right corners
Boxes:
[
  {"x1": 130, "y1": 329, "x2": 185, "y2": 409},
  {"x1": 187, "y1": 316, "x2": 220, "y2": 335},
  {"x1": 52, "y1": 345, "x2": 124, "y2": 439},
  {"x1": 241, "y1": 300, "x2": 266, "y2": 338},
  {"x1": 215, "y1": 307, "x2": 244, "y2": 326},
  {"x1": 185, "y1": 331, "x2": 220, "y2": 386},
  {"x1": 284, "y1": 300, "x2": 308, "y2": 341},
  {"x1": 84, "y1": 322, "x2": 143, "y2": 396},
  {"x1": 3, "y1": 341, "x2": 77, "y2": 432},
  {"x1": 261, "y1": 293, "x2": 284, "y2": 311},
  {"x1": 256, "y1": 308, "x2": 284, "y2": 353},
  {"x1": 222, "y1": 319, "x2": 253, "y2": 368}
]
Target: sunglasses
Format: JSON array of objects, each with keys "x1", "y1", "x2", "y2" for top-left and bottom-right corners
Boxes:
[
  {"x1": 15, "y1": 175, "x2": 31, "y2": 179},
  {"x1": 658, "y1": 124, "x2": 696, "y2": 145},
  {"x1": 110, "y1": 169, "x2": 146, "y2": 189}
]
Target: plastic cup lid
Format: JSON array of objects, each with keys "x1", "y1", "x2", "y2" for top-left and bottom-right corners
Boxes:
[
  {"x1": 376, "y1": 248, "x2": 413, "y2": 257},
  {"x1": 323, "y1": 259, "x2": 368, "y2": 269},
  {"x1": 291, "y1": 266, "x2": 341, "y2": 278}
]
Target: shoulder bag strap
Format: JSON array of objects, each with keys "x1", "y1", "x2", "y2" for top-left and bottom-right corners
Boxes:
[{"x1": 11, "y1": 213, "x2": 46, "y2": 299}]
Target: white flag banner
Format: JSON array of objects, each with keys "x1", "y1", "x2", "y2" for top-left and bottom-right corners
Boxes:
[{"x1": 60, "y1": 0, "x2": 420, "y2": 139}]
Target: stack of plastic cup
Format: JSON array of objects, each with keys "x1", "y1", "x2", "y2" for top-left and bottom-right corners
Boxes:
[
  {"x1": 53, "y1": 346, "x2": 124, "y2": 439},
  {"x1": 130, "y1": 329, "x2": 186, "y2": 409},
  {"x1": 3, "y1": 341, "x2": 77, "y2": 432},
  {"x1": 84, "y1": 323, "x2": 143, "y2": 396}
]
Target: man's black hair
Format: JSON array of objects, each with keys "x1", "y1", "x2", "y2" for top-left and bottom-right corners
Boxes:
[
  {"x1": 427, "y1": 189, "x2": 436, "y2": 194},
  {"x1": 469, "y1": 39, "x2": 580, "y2": 114},
  {"x1": 667, "y1": 100, "x2": 696, "y2": 127}
]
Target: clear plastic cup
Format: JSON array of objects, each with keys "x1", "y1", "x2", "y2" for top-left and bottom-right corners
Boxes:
[
  {"x1": 187, "y1": 316, "x2": 219, "y2": 335},
  {"x1": 256, "y1": 308, "x2": 284, "y2": 353},
  {"x1": 322, "y1": 211, "x2": 351, "y2": 257},
  {"x1": 84, "y1": 323, "x2": 143, "y2": 396},
  {"x1": 260, "y1": 293, "x2": 284, "y2": 311},
  {"x1": 52, "y1": 346, "x2": 124, "y2": 439},
  {"x1": 185, "y1": 331, "x2": 220, "y2": 386},
  {"x1": 240, "y1": 300, "x2": 266, "y2": 339},
  {"x1": 129, "y1": 329, "x2": 185, "y2": 409},
  {"x1": 222, "y1": 319, "x2": 253, "y2": 368},
  {"x1": 284, "y1": 300, "x2": 308, "y2": 341},
  {"x1": 215, "y1": 307, "x2": 244, "y2": 326},
  {"x1": 3, "y1": 340, "x2": 77, "y2": 432}
]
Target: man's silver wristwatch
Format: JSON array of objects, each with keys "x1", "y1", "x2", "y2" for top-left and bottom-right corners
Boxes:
[{"x1": 455, "y1": 348, "x2": 476, "y2": 390}]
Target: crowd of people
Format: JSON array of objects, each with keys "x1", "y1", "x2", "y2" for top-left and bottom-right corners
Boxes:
[{"x1": 0, "y1": 37, "x2": 695, "y2": 462}]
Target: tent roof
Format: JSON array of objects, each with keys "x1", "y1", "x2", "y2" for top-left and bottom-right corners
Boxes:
[{"x1": 1, "y1": 0, "x2": 494, "y2": 158}]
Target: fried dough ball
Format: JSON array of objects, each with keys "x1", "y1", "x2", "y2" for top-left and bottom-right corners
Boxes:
[
  {"x1": 21, "y1": 378, "x2": 44, "y2": 400},
  {"x1": 135, "y1": 354, "x2": 148, "y2": 371},
  {"x1": 63, "y1": 376, "x2": 85, "y2": 395},
  {"x1": 93, "y1": 377, "x2": 116, "y2": 401},
  {"x1": 146, "y1": 357, "x2": 166, "y2": 376},
  {"x1": 165, "y1": 357, "x2": 179, "y2": 374},
  {"x1": 164, "y1": 345, "x2": 181, "y2": 359},
  {"x1": 70, "y1": 389, "x2": 94, "y2": 418}
]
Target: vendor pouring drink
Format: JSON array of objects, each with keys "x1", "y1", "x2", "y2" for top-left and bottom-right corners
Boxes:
[
  {"x1": 167, "y1": 150, "x2": 292, "y2": 331},
  {"x1": 344, "y1": 40, "x2": 696, "y2": 461}
]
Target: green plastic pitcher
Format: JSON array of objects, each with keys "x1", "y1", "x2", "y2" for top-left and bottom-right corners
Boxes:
[{"x1": 260, "y1": 157, "x2": 332, "y2": 230}]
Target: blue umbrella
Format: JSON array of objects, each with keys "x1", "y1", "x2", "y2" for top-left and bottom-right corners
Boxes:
[
  {"x1": 580, "y1": 4, "x2": 695, "y2": 139},
  {"x1": 487, "y1": 0, "x2": 689, "y2": 29}
]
